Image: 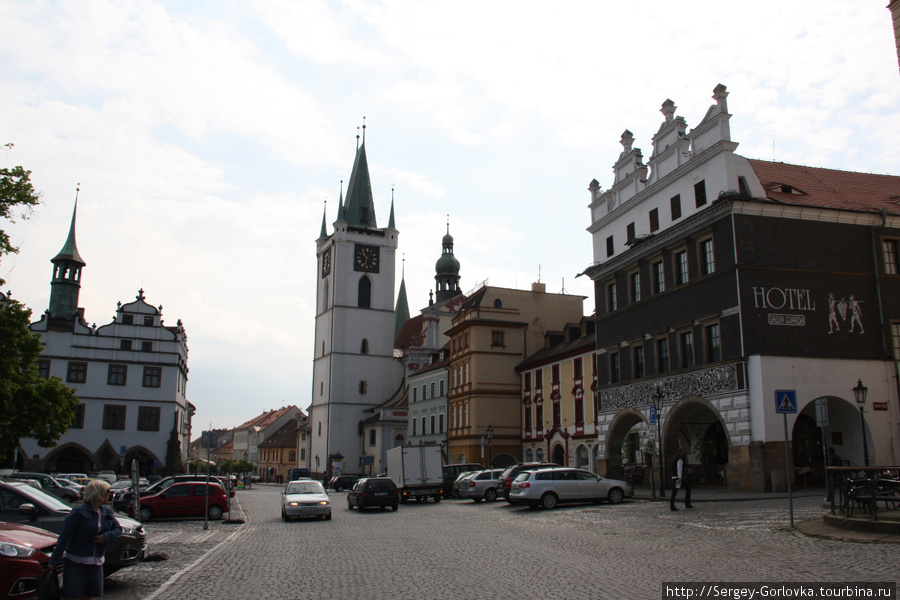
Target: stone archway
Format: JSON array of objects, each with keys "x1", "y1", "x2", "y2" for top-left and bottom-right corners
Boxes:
[
  {"x1": 491, "y1": 453, "x2": 517, "y2": 468},
  {"x1": 551, "y1": 444, "x2": 565, "y2": 466},
  {"x1": 794, "y1": 395, "x2": 867, "y2": 486},
  {"x1": 663, "y1": 396, "x2": 729, "y2": 486},
  {"x1": 603, "y1": 409, "x2": 649, "y2": 480},
  {"x1": 45, "y1": 443, "x2": 95, "y2": 474},
  {"x1": 124, "y1": 446, "x2": 160, "y2": 477}
]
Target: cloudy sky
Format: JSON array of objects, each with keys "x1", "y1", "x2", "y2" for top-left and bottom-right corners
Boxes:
[{"x1": 2, "y1": 1, "x2": 898, "y2": 431}]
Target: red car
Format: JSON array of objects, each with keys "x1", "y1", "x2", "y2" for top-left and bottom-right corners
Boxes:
[
  {"x1": 0, "y1": 522, "x2": 57, "y2": 600},
  {"x1": 129, "y1": 482, "x2": 229, "y2": 522}
]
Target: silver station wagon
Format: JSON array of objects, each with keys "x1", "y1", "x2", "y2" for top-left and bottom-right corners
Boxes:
[{"x1": 508, "y1": 467, "x2": 632, "y2": 509}]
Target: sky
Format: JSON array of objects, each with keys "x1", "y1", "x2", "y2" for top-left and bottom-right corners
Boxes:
[{"x1": 2, "y1": 1, "x2": 899, "y2": 431}]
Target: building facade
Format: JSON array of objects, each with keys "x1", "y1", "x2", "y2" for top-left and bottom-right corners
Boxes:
[
  {"x1": 584, "y1": 85, "x2": 900, "y2": 491},
  {"x1": 22, "y1": 203, "x2": 192, "y2": 476}
]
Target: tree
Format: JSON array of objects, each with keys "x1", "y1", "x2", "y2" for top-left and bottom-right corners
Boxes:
[{"x1": 0, "y1": 148, "x2": 79, "y2": 464}]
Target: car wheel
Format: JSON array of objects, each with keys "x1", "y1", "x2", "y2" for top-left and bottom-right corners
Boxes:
[
  {"x1": 540, "y1": 492, "x2": 559, "y2": 509},
  {"x1": 208, "y1": 505, "x2": 224, "y2": 520},
  {"x1": 347, "y1": 498, "x2": 354, "y2": 510},
  {"x1": 282, "y1": 509, "x2": 288, "y2": 522},
  {"x1": 325, "y1": 512, "x2": 332, "y2": 521},
  {"x1": 433, "y1": 495, "x2": 441, "y2": 503},
  {"x1": 139, "y1": 506, "x2": 154, "y2": 522},
  {"x1": 607, "y1": 487, "x2": 625, "y2": 504},
  {"x1": 472, "y1": 497, "x2": 482, "y2": 503},
  {"x1": 484, "y1": 488, "x2": 498, "y2": 502},
  {"x1": 390, "y1": 503, "x2": 398, "y2": 511}
]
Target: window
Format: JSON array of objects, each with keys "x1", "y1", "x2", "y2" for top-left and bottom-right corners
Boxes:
[
  {"x1": 430, "y1": 382, "x2": 435, "y2": 398},
  {"x1": 412, "y1": 419, "x2": 417, "y2": 435},
  {"x1": 694, "y1": 180, "x2": 707, "y2": 207},
  {"x1": 120, "y1": 339, "x2": 132, "y2": 351},
  {"x1": 675, "y1": 251, "x2": 688, "y2": 285},
  {"x1": 137, "y1": 406, "x2": 161, "y2": 431},
  {"x1": 630, "y1": 271, "x2": 641, "y2": 302},
  {"x1": 300, "y1": 448, "x2": 306, "y2": 461},
  {"x1": 626, "y1": 222, "x2": 636, "y2": 243},
  {"x1": 649, "y1": 208, "x2": 659, "y2": 233},
  {"x1": 524, "y1": 404, "x2": 532, "y2": 431},
  {"x1": 102, "y1": 405, "x2": 127, "y2": 430},
  {"x1": 422, "y1": 385, "x2": 427, "y2": 400},
  {"x1": 289, "y1": 451, "x2": 295, "y2": 462},
  {"x1": 670, "y1": 194, "x2": 682, "y2": 220},
  {"x1": 552, "y1": 401, "x2": 561, "y2": 428},
  {"x1": 535, "y1": 370, "x2": 543, "y2": 389},
  {"x1": 607, "y1": 281, "x2": 617, "y2": 312},
  {"x1": 551, "y1": 365, "x2": 560, "y2": 384},
  {"x1": 67, "y1": 362, "x2": 87, "y2": 383},
  {"x1": 143, "y1": 315, "x2": 153, "y2": 326},
  {"x1": 358, "y1": 277, "x2": 371, "y2": 308},
  {"x1": 421, "y1": 417, "x2": 426, "y2": 435},
  {"x1": 122, "y1": 314, "x2": 133, "y2": 325},
  {"x1": 359, "y1": 380, "x2": 368, "y2": 394},
  {"x1": 609, "y1": 352, "x2": 620, "y2": 383},
  {"x1": 72, "y1": 404, "x2": 85, "y2": 429},
  {"x1": 142, "y1": 366, "x2": 161, "y2": 388},
  {"x1": 606, "y1": 235, "x2": 614, "y2": 257},
  {"x1": 107, "y1": 364, "x2": 127, "y2": 386},
  {"x1": 633, "y1": 346, "x2": 645, "y2": 378},
  {"x1": 141, "y1": 341, "x2": 152, "y2": 352},
  {"x1": 652, "y1": 261, "x2": 665, "y2": 294},
  {"x1": 884, "y1": 240, "x2": 899, "y2": 275},
  {"x1": 430, "y1": 415, "x2": 435, "y2": 434},
  {"x1": 412, "y1": 387, "x2": 417, "y2": 402},
  {"x1": 893, "y1": 323, "x2": 900, "y2": 359},
  {"x1": 440, "y1": 380, "x2": 445, "y2": 396},
  {"x1": 439, "y1": 413, "x2": 444, "y2": 433},
  {"x1": 738, "y1": 176, "x2": 752, "y2": 196},
  {"x1": 492, "y1": 331, "x2": 504, "y2": 347},
  {"x1": 574, "y1": 392, "x2": 584, "y2": 425},
  {"x1": 536, "y1": 404, "x2": 544, "y2": 430},
  {"x1": 680, "y1": 332, "x2": 695, "y2": 369},
  {"x1": 657, "y1": 338, "x2": 669, "y2": 374},
  {"x1": 37, "y1": 360, "x2": 50, "y2": 379},
  {"x1": 369, "y1": 430, "x2": 376, "y2": 445},
  {"x1": 706, "y1": 323, "x2": 721, "y2": 362},
  {"x1": 573, "y1": 358, "x2": 583, "y2": 380},
  {"x1": 361, "y1": 339, "x2": 369, "y2": 354},
  {"x1": 700, "y1": 238, "x2": 715, "y2": 276}
]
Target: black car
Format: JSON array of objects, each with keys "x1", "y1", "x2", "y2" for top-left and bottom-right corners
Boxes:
[
  {"x1": 4, "y1": 472, "x2": 78, "y2": 503},
  {"x1": 328, "y1": 476, "x2": 359, "y2": 492},
  {"x1": 347, "y1": 478, "x2": 399, "y2": 511},
  {"x1": 497, "y1": 463, "x2": 559, "y2": 500},
  {"x1": 0, "y1": 480, "x2": 146, "y2": 576},
  {"x1": 113, "y1": 474, "x2": 232, "y2": 512}
]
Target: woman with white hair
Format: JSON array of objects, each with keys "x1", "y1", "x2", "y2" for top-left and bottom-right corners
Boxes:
[{"x1": 49, "y1": 479, "x2": 123, "y2": 599}]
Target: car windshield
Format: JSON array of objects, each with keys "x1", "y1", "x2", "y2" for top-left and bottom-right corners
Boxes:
[
  {"x1": 12, "y1": 483, "x2": 73, "y2": 511},
  {"x1": 286, "y1": 482, "x2": 325, "y2": 495}
]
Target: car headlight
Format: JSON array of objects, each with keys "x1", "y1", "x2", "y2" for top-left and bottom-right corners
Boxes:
[
  {"x1": 288, "y1": 502, "x2": 299, "y2": 507},
  {"x1": 120, "y1": 525, "x2": 135, "y2": 535},
  {"x1": 319, "y1": 501, "x2": 329, "y2": 506},
  {"x1": 0, "y1": 542, "x2": 36, "y2": 558}
]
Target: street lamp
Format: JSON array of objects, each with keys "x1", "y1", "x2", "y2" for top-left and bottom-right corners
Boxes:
[
  {"x1": 852, "y1": 379, "x2": 870, "y2": 467},
  {"x1": 652, "y1": 386, "x2": 666, "y2": 495},
  {"x1": 486, "y1": 424, "x2": 494, "y2": 469}
]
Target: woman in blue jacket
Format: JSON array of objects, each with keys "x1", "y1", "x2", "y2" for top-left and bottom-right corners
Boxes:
[{"x1": 49, "y1": 479, "x2": 123, "y2": 599}]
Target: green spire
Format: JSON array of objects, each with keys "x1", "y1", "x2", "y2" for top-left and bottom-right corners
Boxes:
[
  {"x1": 319, "y1": 202, "x2": 328, "y2": 240},
  {"x1": 343, "y1": 143, "x2": 377, "y2": 228},
  {"x1": 53, "y1": 200, "x2": 85, "y2": 265}
]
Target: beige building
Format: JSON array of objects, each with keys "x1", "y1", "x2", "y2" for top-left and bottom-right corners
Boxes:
[{"x1": 445, "y1": 284, "x2": 584, "y2": 467}]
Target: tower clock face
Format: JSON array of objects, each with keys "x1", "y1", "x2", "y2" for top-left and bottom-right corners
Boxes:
[
  {"x1": 321, "y1": 248, "x2": 332, "y2": 278},
  {"x1": 354, "y1": 244, "x2": 380, "y2": 272}
]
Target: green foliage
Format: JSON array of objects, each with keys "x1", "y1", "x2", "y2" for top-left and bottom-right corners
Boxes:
[
  {"x1": 0, "y1": 299, "x2": 80, "y2": 460},
  {"x1": 0, "y1": 158, "x2": 40, "y2": 280}
]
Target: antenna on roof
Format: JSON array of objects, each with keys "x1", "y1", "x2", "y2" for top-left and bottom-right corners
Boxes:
[
  {"x1": 402, "y1": 254, "x2": 405, "y2": 278},
  {"x1": 75, "y1": 182, "x2": 80, "y2": 202},
  {"x1": 447, "y1": 214, "x2": 450, "y2": 234},
  {"x1": 537, "y1": 264, "x2": 542, "y2": 283},
  {"x1": 356, "y1": 127, "x2": 360, "y2": 150},
  {"x1": 560, "y1": 277, "x2": 567, "y2": 295},
  {"x1": 362, "y1": 116, "x2": 366, "y2": 144}
]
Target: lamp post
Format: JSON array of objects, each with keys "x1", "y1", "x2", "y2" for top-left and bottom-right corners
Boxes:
[
  {"x1": 652, "y1": 386, "x2": 666, "y2": 495},
  {"x1": 486, "y1": 424, "x2": 494, "y2": 469},
  {"x1": 852, "y1": 379, "x2": 870, "y2": 467}
]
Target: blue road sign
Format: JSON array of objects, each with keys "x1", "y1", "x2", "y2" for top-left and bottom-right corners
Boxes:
[
  {"x1": 649, "y1": 406, "x2": 657, "y2": 424},
  {"x1": 775, "y1": 389, "x2": 798, "y2": 414}
]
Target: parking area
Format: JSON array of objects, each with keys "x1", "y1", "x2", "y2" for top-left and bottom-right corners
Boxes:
[{"x1": 103, "y1": 485, "x2": 899, "y2": 600}]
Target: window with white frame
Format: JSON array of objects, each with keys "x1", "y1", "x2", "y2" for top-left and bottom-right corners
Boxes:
[
  {"x1": 652, "y1": 260, "x2": 665, "y2": 294},
  {"x1": 699, "y1": 237, "x2": 715, "y2": 276},
  {"x1": 629, "y1": 270, "x2": 641, "y2": 303},
  {"x1": 675, "y1": 250, "x2": 688, "y2": 285},
  {"x1": 884, "y1": 239, "x2": 899, "y2": 275}
]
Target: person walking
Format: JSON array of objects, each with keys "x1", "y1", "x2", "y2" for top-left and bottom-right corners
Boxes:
[
  {"x1": 48, "y1": 479, "x2": 122, "y2": 599},
  {"x1": 670, "y1": 447, "x2": 693, "y2": 511},
  {"x1": 825, "y1": 447, "x2": 843, "y2": 503}
]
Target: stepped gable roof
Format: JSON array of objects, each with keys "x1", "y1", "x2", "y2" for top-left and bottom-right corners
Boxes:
[
  {"x1": 259, "y1": 418, "x2": 300, "y2": 448},
  {"x1": 747, "y1": 159, "x2": 900, "y2": 214}
]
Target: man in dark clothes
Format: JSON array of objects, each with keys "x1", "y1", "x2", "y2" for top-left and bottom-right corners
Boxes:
[{"x1": 670, "y1": 447, "x2": 693, "y2": 511}]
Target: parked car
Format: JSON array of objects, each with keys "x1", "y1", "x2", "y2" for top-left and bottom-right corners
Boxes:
[
  {"x1": 441, "y1": 463, "x2": 484, "y2": 497},
  {"x1": 54, "y1": 478, "x2": 85, "y2": 500},
  {"x1": 0, "y1": 480, "x2": 146, "y2": 576},
  {"x1": 497, "y1": 463, "x2": 559, "y2": 500},
  {"x1": 4, "y1": 472, "x2": 78, "y2": 503},
  {"x1": 346, "y1": 478, "x2": 399, "y2": 511},
  {"x1": 281, "y1": 480, "x2": 331, "y2": 521},
  {"x1": 90, "y1": 471, "x2": 118, "y2": 484},
  {"x1": 458, "y1": 469, "x2": 505, "y2": 502},
  {"x1": 327, "y1": 476, "x2": 359, "y2": 492},
  {"x1": 114, "y1": 475, "x2": 231, "y2": 512},
  {"x1": 507, "y1": 467, "x2": 633, "y2": 509},
  {"x1": 129, "y1": 481, "x2": 229, "y2": 521},
  {"x1": 451, "y1": 471, "x2": 480, "y2": 498},
  {"x1": 0, "y1": 521, "x2": 57, "y2": 600}
]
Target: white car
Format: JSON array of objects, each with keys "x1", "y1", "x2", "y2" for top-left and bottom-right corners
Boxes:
[
  {"x1": 281, "y1": 480, "x2": 332, "y2": 521},
  {"x1": 508, "y1": 467, "x2": 632, "y2": 509}
]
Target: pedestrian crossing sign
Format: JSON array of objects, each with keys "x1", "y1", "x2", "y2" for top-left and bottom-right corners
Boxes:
[{"x1": 774, "y1": 389, "x2": 798, "y2": 414}]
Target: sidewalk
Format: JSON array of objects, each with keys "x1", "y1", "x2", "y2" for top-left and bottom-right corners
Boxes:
[{"x1": 635, "y1": 485, "x2": 900, "y2": 544}]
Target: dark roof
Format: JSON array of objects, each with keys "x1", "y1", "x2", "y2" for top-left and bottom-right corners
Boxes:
[
  {"x1": 517, "y1": 329, "x2": 596, "y2": 372},
  {"x1": 258, "y1": 418, "x2": 299, "y2": 448},
  {"x1": 395, "y1": 314, "x2": 425, "y2": 351},
  {"x1": 747, "y1": 159, "x2": 900, "y2": 214}
]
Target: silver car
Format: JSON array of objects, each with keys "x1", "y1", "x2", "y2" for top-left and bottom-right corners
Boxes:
[
  {"x1": 281, "y1": 480, "x2": 332, "y2": 521},
  {"x1": 508, "y1": 467, "x2": 632, "y2": 509},
  {"x1": 458, "y1": 469, "x2": 504, "y2": 502}
]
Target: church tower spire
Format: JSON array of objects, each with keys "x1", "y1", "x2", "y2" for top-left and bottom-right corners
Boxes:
[
  {"x1": 49, "y1": 189, "x2": 87, "y2": 327},
  {"x1": 434, "y1": 218, "x2": 461, "y2": 302},
  {"x1": 343, "y1": 142, "x2": 377, "y2": 228}
]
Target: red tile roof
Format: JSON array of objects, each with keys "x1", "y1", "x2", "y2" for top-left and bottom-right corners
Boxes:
[{"x1": 747, "y1": 159, "x2": 900, "y2": 214}]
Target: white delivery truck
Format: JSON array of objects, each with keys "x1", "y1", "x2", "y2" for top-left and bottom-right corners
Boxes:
[{"x1": 386, "y1": 445, "x2": 443, "y2": 503}]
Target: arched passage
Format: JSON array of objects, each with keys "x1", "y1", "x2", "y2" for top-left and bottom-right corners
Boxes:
[
  {"x1": 662, "y1": 396, "x2": 729, "y2": 486},
  {"x1": 44, "y1": 443, "x2": 95, "y2": 474},
  {"x1": 551, "y1": 444, "x2": 565, "y2": 466},
  {"x1": 124, "y1": 446, "x2": 160, "y2": 477},
  {"x1": 491, "y1": 453, "x2": 517, "y2": 468},
  {"x1": 604, "y1": 409, "x2": 650, "y2": 481},
  {"x1": 793, "y1": 395, "x2": 869, "y2": 486}
]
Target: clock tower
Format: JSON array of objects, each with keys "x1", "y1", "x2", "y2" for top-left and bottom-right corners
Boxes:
[{"x1": 310, "y1": 137, "x2": 403, "y2": 477}]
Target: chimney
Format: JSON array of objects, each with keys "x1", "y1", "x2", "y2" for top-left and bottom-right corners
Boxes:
[{"x1": 532, "y1": 282, "x2": 546, "y2": 293}]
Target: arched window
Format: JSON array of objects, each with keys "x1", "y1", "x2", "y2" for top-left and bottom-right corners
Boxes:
[
  {"x1": 358, "y1": 277, "x2": 371, "y2": 308},
  {"x1": 361, "y1": 339, "x2": 369, "y2": 354},
  {"x1": 323, "y1": 282, "x2": 329, "y2": 309},
  {"x1": 359, "y1": 380, "x2": 368, "y2": 394},
  {"x1": 493, "y1": 299, "x2": 502, "y2": 308}
]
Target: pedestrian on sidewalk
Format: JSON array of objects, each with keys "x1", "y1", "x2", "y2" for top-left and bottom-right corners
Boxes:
[
  {"x1": 670, "y1": 447, "x2": 693, "y2": 511},
  {"x1": 825, "y1": 447, "x2": 842, "y2": 503}
]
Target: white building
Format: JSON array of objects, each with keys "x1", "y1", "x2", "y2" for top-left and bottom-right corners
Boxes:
[{"x1": 22, "y1": 203, "x2": 192, "y2": 476}]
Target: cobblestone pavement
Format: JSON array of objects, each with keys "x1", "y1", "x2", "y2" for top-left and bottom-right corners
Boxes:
[{"x1": 102, "y1": 486, "x2": 899, "y2": 600}]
